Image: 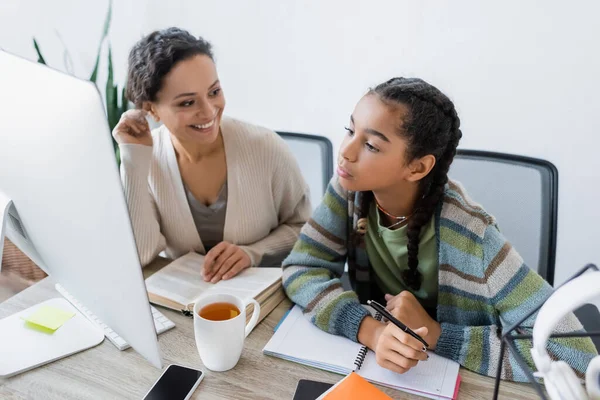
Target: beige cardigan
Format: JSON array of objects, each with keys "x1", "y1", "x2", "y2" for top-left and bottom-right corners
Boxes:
[{"x1": 119, "y1": 117, "x2": 312, "y2": 267}]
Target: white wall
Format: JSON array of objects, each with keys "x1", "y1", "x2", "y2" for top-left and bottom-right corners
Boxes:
[
  {"x1": 2, "y1": 0, "x2": 599, "y2": 285},
  {"x1": 143, "y1": 0, "x2": 600, "y2": 285},
  {"x1": 0, "y1": 0, "x2": 152, "y2": 95}
]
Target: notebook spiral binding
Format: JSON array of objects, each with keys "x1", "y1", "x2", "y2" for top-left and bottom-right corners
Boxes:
[{"x1": 353, "y1": 311, "x2": 382, "y2": 370}]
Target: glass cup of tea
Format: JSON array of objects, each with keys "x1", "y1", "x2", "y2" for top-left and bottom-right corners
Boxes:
[{"x1": 193, "y1": 293, "x2": 260, "y2": 371}]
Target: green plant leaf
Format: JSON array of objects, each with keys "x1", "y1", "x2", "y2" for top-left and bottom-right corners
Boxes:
[
  {"x1": 120, "y1": 86, "x2": 128, "y2": 114},
  {"x1": 108, "y1": 88, "x2": 120, "y2": 132},
  {"x1": 33, "y1": 39, "x2": 47, "y2": 65},
  {"x1": 106, "y1": 43, "x2": 114, "y2": 93},
  {"x1": 105, "y1": 45, "x2": 120, "y2": 132},
  {"x1": 55, "y1": 30, "x2": 74, "y2": 74},
  {"x1": 89, "y1": 0, "x2": 113, "y2": 83},
  {"x1": 115, "y1": 145, "x2": 121, "y2": 167}
]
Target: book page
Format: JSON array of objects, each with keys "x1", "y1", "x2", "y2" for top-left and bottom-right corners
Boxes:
[
  {"x1": 145, "y1": 252, "x2": 207, "y2": 307},
  {"x1": 145, "y1": 252, "x2": 283, "y2": 308},
  {"x1": 210, "y1": 267, "x2": 282, "y2": 301}
]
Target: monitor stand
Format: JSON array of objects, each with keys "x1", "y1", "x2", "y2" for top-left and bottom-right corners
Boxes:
[
  {"x1": 0, "y1": 297, "x2": 104, "y2": 377},
  {"x1": 0, "y1": 191, "x2": 104, "y2": 377}
]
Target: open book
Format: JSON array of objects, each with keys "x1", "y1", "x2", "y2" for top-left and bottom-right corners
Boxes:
[
  {"x1": 145, "y1": 252, "x2": 285, "y2": 324},
  {"x1": 264, "y1": 305, "x2": 460, "y2": 400}
]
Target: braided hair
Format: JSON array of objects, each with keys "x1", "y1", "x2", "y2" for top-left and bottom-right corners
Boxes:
[{"x1": 370, "y1": 77, "x2": 462, "y2": 290}]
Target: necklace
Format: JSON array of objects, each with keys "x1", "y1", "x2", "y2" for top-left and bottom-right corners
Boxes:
[{"x1": 375, "y1": 197, "x2": 414, "y2": 231}]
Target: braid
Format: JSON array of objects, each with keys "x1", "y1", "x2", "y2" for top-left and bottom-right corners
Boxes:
[{"x1": 371, "y1": 78, "x2": 462, "y2": 290}]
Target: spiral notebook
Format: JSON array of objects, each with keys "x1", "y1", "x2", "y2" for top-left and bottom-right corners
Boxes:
[{"x1": 263, "y1": 305, "x2": 460, "y2": 400}]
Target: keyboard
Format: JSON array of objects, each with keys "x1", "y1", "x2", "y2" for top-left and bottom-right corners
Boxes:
[{"x1": 55, "y1": 283, "x2": 176, "y2": 351}]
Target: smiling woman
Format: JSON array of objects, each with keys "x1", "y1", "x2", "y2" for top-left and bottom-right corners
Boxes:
[{"x1": 113, "y1": 28, "x2": 311, "y2": 282}]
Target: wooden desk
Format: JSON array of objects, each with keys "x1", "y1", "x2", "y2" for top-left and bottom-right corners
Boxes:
[{"x1": 0, "y1": 259, "x2": 541, "y2": 399}]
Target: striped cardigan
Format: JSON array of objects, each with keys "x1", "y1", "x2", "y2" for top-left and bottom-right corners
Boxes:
[{"x1": 282, "y1": 175, "x2": 597, "y2": 381}]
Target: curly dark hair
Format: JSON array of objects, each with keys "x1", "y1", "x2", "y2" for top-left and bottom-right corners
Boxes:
[
  {"x1": 126, "y1": 27, "x2": 214, "y2": 108},
  {"x1": 370, "y1": 77, "x2": 463, "y2": 291}
]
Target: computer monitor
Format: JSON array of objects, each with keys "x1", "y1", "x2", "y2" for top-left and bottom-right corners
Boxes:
[{"x1": 0, "y1": 50, "x2": 162, "y2": 368}]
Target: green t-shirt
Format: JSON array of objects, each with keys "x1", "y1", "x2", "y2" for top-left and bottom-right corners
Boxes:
[{"x1": 365, "y1": 202, "x2": 439, "y2": 310}]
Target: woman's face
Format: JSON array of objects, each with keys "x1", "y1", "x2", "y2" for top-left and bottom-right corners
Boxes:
[{"x1": 148, "y1": 54, "x2": 226, "y2": 146}]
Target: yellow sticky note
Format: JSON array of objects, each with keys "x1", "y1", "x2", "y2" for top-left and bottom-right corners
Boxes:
[{"x1": 22, "y1": 305, "x2": 75, "y2": 332}]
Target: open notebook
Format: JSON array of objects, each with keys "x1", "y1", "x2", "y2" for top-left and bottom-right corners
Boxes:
[
  {"x1": 145, "y1": 252, "x2": 285, "y2": 323},
  {"x1": 264, "y1": 305, "x2": 460, "y2": 400}
]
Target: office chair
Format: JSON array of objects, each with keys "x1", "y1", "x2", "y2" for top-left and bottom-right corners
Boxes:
[
  {"x1": 449, "y1": 149, "x2": 599, "y2": 350},
  {"x1": 450, "y1": 149, "x2": 558, "y2": 283},
  {"x1": 276, "y1": 132, "x2": 334, "y2": 210}
]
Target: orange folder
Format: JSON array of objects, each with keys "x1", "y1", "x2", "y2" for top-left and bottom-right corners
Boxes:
[{"x1": 321, "y1": 372, "x2": 393, "y2": 400}]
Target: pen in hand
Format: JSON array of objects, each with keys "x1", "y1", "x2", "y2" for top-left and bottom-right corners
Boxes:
[{"x1": 367, "y1": 299, "x2": 430, "y2": 350}]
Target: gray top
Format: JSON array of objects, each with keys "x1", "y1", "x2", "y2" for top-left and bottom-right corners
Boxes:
[{"x1": 184, "y1": 181, "x2": 228, "y2": 252}]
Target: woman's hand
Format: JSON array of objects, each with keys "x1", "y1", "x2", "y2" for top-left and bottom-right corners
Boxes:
[
  {"x1": 202, "y1": 242, "x2": 252, "y2": 283},
  {"x1": 385, "y1": 291, "x2": 442, "y2": 350},
  {"x1": 112, "y1": 109, "x2": 153, "y2": 147}
]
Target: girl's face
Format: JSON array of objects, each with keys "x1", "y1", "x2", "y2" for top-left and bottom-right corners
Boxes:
[
  {"x1": 337, "y1": 94, "x2": 434, "y2": 193},
  {"x1": 146, "y1": 54, "x2": 225, "y2": 146}
]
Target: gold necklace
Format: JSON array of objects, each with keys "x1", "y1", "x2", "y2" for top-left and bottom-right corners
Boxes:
[{"x1": 375, "y1": 197, "x2": 413, "y2": 230}]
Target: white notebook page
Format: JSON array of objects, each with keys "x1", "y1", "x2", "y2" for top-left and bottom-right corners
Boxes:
[
  {"x1": 359, "y1": 348, "x2": 459, "y2": 399},
  {"x1": 263, "y1": 305, "x2": 362, "y2": 374}
]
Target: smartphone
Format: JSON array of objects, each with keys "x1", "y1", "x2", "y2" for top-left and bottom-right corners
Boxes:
[
  {"x1": 143, "y1": 364, "x2": 204, "y2": 400},
  {"x1": 293, "y1": 379, "x2": 333, "y2": 400}
]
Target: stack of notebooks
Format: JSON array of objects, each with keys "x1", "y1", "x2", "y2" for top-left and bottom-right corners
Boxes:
[
  {"x1": 264, "y1": 305, "x2": 461, "y2": 400},
  {"x1": 144, "y1": 252, "x2": 285, "y2": 324}
]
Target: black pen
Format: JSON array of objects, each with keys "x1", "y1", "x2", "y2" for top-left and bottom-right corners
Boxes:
[{"x1": 367, "y1": 299, "x2": 429, "y2": 350}]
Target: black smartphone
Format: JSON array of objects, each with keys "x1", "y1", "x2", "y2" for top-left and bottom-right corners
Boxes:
[
  {"x1": 143, "y1": 364, "x2": 204, "y2": 400},
  {"x1": 293, "y1": 379, "x2": 334, "y2": 400}
]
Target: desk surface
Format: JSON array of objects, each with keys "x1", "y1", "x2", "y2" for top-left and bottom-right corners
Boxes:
[{"x1": 0, "y1": 259, "x2": 541, "y2": 399}]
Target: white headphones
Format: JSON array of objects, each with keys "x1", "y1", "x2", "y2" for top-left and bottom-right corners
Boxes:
[{"x1": 531, "y1": 271, "x2": 600, "y2": 400}]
